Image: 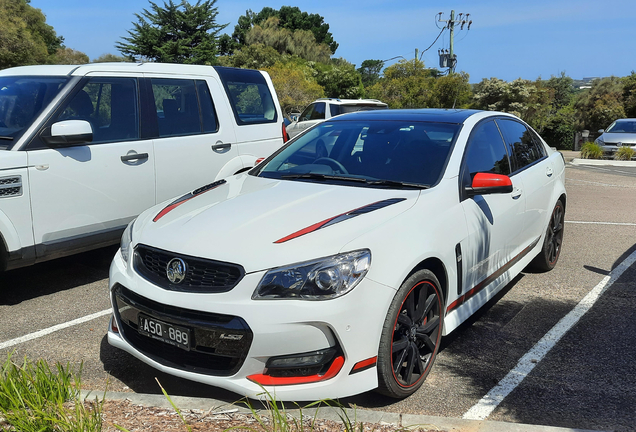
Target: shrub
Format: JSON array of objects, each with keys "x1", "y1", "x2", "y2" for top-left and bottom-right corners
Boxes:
[
  {"x1": 614, "y1": 146, "x2": 635, "y2": 160},
  {"x1": 580, "y1": 142, "x2": 604, "y2": 159}
]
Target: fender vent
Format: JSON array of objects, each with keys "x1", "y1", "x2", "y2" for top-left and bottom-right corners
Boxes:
[{"x1": 0, "y1": 175, "x2": 22, "y2": 198}]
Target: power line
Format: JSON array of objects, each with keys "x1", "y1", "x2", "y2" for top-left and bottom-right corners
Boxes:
[{"x1": 419, "y1": 27, "x2": 446, "y2": 61}]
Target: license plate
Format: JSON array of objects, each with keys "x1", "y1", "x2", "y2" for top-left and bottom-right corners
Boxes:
[{"x1": 138, "y1": 314, "x2": 191, "y2": 351}]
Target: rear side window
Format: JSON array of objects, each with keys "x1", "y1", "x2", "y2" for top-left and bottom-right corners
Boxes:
[
  {"x1": 496, "y1": 119, "x2": 545, "y2": 171},
  {"x1": 215, "y1": 66, "x2": 277, "y2": 125},
  {"x1": 150, "y1": 78, "x2": 219, "y2": 137}
]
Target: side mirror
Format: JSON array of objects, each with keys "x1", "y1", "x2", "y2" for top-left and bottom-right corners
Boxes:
[
  {"x1": 598, "y1": 129, "x2": 605, "y2": 134},
  {"x1": 42, "y1": 120, "x2": 93, "y2": 147},
  {"x1": 290, "y1": 114, "x2": 298, "y2": 122},
  {"x1": 465, "y1": 172, "x2": 513, "y2": 197}
]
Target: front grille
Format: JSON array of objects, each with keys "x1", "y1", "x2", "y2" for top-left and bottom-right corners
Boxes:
[
  {"x1": 134, "y1": 244, "x2": 244, "y2": 293},
  {"x1": 113, "y1": 284, "x2": 253, "y2": 376},
  {"x1": 0, "y1": 176, "x2": 22, "y2": 198}
]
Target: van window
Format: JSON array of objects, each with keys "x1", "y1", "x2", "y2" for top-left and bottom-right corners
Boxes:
[
  {"x1": 0, "y1": 76, "x2": 69, "y2": 149},
  {"x1": 58, "y1": 78, "x2": 139, "y2": 144},
  {"x1": 215, "y1": 67, "x2": 277, "y2": 125},
  {"x1": 151, "y1": 79, "x2": 201, "y2": 137}
]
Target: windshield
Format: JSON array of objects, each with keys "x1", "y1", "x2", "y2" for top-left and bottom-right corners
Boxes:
[
  {"x1": 606, "y1": 120, "x2": 636, "y2": 133},
  {"x1": 0, "y1": 76, "x2": 70, "y2": 149},
  {"x1": 255, "y1": 120, "x2": 460, "y2": 188}
]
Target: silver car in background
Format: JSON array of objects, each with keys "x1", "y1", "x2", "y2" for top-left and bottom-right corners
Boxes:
[{"x1": 595, "y1": 119, "x2": 636, "y2": 154}]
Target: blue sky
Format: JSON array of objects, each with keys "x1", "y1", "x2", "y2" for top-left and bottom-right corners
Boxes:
[{"x1": 30, "y1": 0, "x2": 635, "y2": 83}]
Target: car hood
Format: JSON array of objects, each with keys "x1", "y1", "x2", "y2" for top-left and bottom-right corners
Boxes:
[
  {"x1": 134, "y1": 174, "x2": 419, "y2": 273},
  {"x1": 600, "y1": 132, "x2": 636, "y2": 144}
]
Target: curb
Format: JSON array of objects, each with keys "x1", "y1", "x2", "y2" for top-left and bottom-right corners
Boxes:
[
  {"x1": 81, "y1": 390, "x2": 604, "y2": 432},
  {"x1": 570, "y1": 158, "x2": 636, "y2": 167}
]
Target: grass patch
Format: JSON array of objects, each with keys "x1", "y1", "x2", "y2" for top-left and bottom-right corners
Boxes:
[
  {"x1": 0, "y1": 352, "x2": 103, "y2": 432},
  {"x1": 580, "y1": 142, "x2": 604, "y2": 159},
  {"x1": 614, "y1": 146, "x2": 635, "y2": 160}
]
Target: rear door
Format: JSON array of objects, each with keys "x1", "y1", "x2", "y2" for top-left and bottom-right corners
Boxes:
[
  {"x1": 27, "y1": 74, "x2": 155, "y2": 259},
  {"x1": 146, "y1": 75, "x2": 239, "y2": 203},
  {"x1": 496, "y1": 118, "x2": 553, "y2": 249}
]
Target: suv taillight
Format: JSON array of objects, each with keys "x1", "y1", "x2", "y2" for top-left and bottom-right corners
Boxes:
[{"x1": 282, "y1": 121, "x2": 290, "y2": 143}]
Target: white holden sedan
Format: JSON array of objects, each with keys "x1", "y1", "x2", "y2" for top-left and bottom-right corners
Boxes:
[{"x1": 108, "y1": 109, "x2": 566, "y2": 401}]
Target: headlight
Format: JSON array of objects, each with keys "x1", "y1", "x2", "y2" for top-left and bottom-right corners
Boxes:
[
  {"x1": 120, "y1": 219, "x2": 136, "y2": 265},
  {"x1": 595, "y1": 137, "x2": 604, "y2": 145},
  {"x1": 253, "y1": 250, "x2": 371, "y2": 300}
]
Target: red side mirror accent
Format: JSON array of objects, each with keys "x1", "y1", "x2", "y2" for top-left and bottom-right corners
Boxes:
[{"x1": 472, "y1": 172, "x2": 512, "y2": 188}]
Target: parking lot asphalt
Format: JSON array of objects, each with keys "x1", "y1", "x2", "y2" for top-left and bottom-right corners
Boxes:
[{"x1": 1, "y1": 157, "x2": 635, "y2": 431}]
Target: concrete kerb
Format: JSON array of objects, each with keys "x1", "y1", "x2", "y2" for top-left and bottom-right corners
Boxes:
[
  {"x1": 80, "y1": 390, "x2": 604, "y2": 432},
  {"x1": 571, "y1": 158, "x2": 636, "y2": 167}
]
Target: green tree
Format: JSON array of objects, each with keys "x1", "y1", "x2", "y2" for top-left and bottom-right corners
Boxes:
[
  {"x1": 229, "y1": 6, "x2": 338, "y2": 54},
  {"x1": 622, "y1": 71, "x2": 636, "y2": 118},
  {"x1": 265, "y1": 62, "x2": 324, "y2": 117},
  {"x1": 574, "y1": 77, "x2": 625, "y2": 132},
  {"x1": 245, "y1": 17, "x2": 331, "y2": 63},
  {"x1": 51, "y1": 47, "x2": 89, "y2": 65},
  {"x1": 116, "y1": 0, "x2": 227, "y2": 64},
  {"x1": 428, "y1": 72, "x2": 472, "y2": 108},
  {"x1": 93, "y1": 53, "x2": 132, "y2": 63},
  {"x1": 0, "y1": 0, "x2": 63, "y2": 69},
  {"x1": 312, "y1": 58, "x2": 363, "y2": 99},
  {"x1": 366, "y1": 59, "x2": 435, "y2": 108},
  {"x1": 545, "y1": 72, "x2": 575, "y2": 110},
  {"x1": 357, "y1": 59, "x2": 384, "y2": 88},
  {"x1": 218, "y1": 43, "x2": 283, "y2": 69}
]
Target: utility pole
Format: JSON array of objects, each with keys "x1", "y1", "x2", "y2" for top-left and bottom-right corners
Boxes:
[{"x1": 437, "y1": 10, "x2": 472, "y2": 73}]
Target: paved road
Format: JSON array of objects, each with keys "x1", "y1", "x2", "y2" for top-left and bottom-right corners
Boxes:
[{"x1": 1, "y1": 163, "x2": 635, "y2": 431}]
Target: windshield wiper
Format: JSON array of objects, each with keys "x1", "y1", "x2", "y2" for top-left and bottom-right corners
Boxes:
[
  {"x1": 0, "y1": 136, "x2": 14, "y2": 140},
  {"x1": 365, "y1": 179, "x2": 429, "y2": 189},
  {"x1": 281, "y1": 173, "x2": 367, "y2": 183}
]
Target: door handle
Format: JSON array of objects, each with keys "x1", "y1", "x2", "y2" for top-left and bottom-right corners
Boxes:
[
  {"x1": 212, "y1": 141, "x2": 231, "y2": 153},
  {"x1": 121, "y1": 152, "x2": 149, "y2": 162},
  {"x1": 511, "y1": 187, "x2": 522, "y2": 199}
]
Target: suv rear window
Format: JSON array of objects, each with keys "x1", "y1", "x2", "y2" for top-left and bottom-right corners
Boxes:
[{"x1": 215, "y1": 67, "x2": 277, "y2": 126}]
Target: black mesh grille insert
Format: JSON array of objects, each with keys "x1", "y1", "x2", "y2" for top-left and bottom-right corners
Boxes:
[
  {"x1": 112, "y1": 284, "x2": 252, "y2": 376},
  {"x1": 0, "y1": 175, "x2": 22, "y2": 198},
  {"x1": 134, "y1": 244, "x2": 244, "y2": 293}
]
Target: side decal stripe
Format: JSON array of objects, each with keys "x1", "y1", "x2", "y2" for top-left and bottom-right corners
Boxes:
[
  {"x1": 153, "y1": 179, "x2": 226, "y2": 222},
  {"x1": 447, "y1": 237, "x2": 540, "y2": 314}
]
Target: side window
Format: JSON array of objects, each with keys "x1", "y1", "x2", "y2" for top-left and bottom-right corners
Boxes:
[
  {"x1": 310, "y1": 102, "x2": 326, "y2": 120},
  {"x1": 151, "y1": 79, "x2": 200, "y2": 137},
  {"x1": 215, "y1": 66, "x2": 277, "y2": 125},
  {"x1": 299, "y1": 104, "x2": 315, "y2": 122},
  {"x1": 329, "y1": 104, "x2": 340, "y2": 117},
  {"x1": 58, "y1": 78, "x2": 139, "y2": 144},
  {"x1": 196, "y1": 80, "x2": 218, "y2": 133},
  {"x1": 462, "y1": 120, "x2": 510, "y2": 188},
  {"x1": 497, "y1": 119, "x2": 545, "y2": 171}
]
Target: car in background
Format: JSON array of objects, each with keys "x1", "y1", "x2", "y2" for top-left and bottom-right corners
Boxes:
[
  {"x1": 108, "y1": 109, "x2": 566, "y2": 401},
  {"x1": 285, "y1": 98, "x2": 387, "y2": 138},
  {"x1": 0, "y1": 63, "x2": 286, "y2": 272},
  {"x1": 595, "y1": 118, "x2": 636, "y2": 155}
]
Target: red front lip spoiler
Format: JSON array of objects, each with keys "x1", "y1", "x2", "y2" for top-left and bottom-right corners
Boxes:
[{"x1": 247, "y1": 356, "x2": 345, "y2": 386}]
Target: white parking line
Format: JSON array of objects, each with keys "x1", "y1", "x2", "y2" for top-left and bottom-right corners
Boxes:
[
  {"x1": 463, "y1": 247, "x2": 636, "y2": 420},
  {"x1": 0, "y1": 309, "x2": 111, "y2": 350},
  {"x1": 566, "y1": 220, "x2": 636, "y2": 226}
]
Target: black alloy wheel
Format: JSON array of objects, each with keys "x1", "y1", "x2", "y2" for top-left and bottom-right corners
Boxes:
[
  {"x1": 530, "y1": 199, "x2": 565, "y2": 272},
  {"x1": 377, "y1": 269, "x2": 443, "y2": 398}
]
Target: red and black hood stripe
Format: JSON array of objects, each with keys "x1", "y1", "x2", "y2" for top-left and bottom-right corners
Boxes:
[
  {"x1": 153, "y1": 179, "x2": 227, "y2": 222},
  {"x1": 274, "y1": 198, "x2": 406, "y2": 244}
]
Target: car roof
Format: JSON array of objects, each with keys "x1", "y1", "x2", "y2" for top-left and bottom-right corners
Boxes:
[
  {"x1": 327, "y1": 108, "x2": 486, "y2": 124},
  {"x1": 0, "y1": 63, "x2": 234, "y2": 78}
]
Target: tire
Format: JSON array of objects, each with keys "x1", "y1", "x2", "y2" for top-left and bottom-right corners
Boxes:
[
  {"x1": 376, "y1": 269, "x2": 444, "y2": 398},
  {"x1": 530, "y1": 199, "x2": 565, "y2": 272}
]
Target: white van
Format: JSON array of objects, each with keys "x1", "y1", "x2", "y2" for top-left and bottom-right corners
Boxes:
[{"x1": 0, "y1": 63, "x2": 286, "y2": 271}]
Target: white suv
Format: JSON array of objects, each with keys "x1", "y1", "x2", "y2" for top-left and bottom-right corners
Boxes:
[
  {"x1": 0, "y1": 63, "x2": 286, "y2": 271},
  {"x1": 285, "y1": 98, "x2": 387, "y2": 138}
]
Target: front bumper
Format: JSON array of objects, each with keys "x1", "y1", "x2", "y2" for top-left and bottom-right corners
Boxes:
[{"x1": 108, "y1": 248, "x2": 396, "y2": 401}]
